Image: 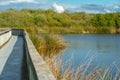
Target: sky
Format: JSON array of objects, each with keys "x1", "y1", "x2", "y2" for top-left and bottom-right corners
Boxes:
[
  {"x1": 0, "y1": 0, "x2": 120, "y2": 13},
  {"x1": 48, "y1": 0, "x2": 119, "y2": 5}
]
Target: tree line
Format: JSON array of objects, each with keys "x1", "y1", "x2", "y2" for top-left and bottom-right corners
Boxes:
[{"x1": 0, "y1": 9, "x2": 120, "y2": 29}]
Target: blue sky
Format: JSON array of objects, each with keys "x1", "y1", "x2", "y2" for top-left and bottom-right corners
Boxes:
[{"x1": 0, "y1": 0, "x2": 120, "y2": 13}]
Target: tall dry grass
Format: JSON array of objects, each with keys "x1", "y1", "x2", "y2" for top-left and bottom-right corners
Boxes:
[
  {"x1": 46, "y1": 56, "x2": 120, "y2": 80},
  {"x1": 25, "y1": 27, "x2": 66, "y2": 58},
  {"x1": 41, "y1": 26, "x2": 118, "y2": 34}
]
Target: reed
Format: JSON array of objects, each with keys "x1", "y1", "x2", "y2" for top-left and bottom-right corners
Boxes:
[
  {"x1": 26, "y1": 27, "x2": 66, "y2": 58},
  {"x1": 47, "y1": 56, "x2": 120, "y2": 80},
  {"x1": 41, "y1": 26, "x2": 83, "y2": 34},
  {"x1": 41, "y1": 26, "x2": 118, "y2": 34}
]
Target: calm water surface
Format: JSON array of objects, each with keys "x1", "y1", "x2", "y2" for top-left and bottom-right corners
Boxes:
[{"x1": 59, "y1": 34, "x2": 120, "y2": 73}]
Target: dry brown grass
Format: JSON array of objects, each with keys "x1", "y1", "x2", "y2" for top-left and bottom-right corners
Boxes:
[
  {"x1": 47, "y1": 56, "x2": 120, "y2": 80},
  {"x1": 37, "y1": 34, "x2": 66, "y2": 58},
  {"x1": 26, "y1": 27, "x2": 66, "y2": 58},
  {"x1": 40, "y1": 26, "x2": 118, "y2": 34}
]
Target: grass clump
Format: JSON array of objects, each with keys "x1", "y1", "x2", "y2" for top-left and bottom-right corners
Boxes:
[
  {"x1": 42, "y1": 34, "x2": 66, "y2": 58},
  {"x1": 26, "y1": 27, "x2": 66, "y2": 58}
]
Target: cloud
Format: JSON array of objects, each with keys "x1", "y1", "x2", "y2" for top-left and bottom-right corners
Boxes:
[
  {"x1": 0, "y1": 0, "x2": 37, "y2": 6},
  {"x1": 0, "y1": 2, "x2": 10, "y2": 5},
  {"x1": 10, "y1": 0, "x2": 37, "y2": 3},
  {"x1": 114, "y1": 5, "x2": 119, "y2": 9},
  {"x1": 51, "y1": 3, "x2": 64, "y2": 13},
  {"x1": 104, "y1": 9, "x2": 111, "y2": 13},
  {"x1": 67, "y1": 3, "x2": 120, "y2": 13}
]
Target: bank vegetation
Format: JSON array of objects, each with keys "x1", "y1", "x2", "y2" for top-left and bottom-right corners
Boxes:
[{"x1": 0, "y1": 9, "x2": 120, "y2": 34}]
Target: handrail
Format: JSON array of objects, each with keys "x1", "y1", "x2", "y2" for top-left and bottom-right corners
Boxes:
[
  {"x1": 0, "y1": 29, "x2": 11, "y2": 35},
  {"x1": 0, "y1": 29, "x2": 12, "y2": 48}
]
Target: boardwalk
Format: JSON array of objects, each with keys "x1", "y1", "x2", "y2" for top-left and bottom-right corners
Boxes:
[
  {"x1": 0, "y1": 29, "x2": 56, "y2": 80},
  {"x1": 0, "y1": 36, "x2": 27, "y2": 80}
]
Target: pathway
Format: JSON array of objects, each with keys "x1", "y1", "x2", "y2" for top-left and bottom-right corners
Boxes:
[{"x1": 0, "y1": 36, "x2": 27, "y2": 80}]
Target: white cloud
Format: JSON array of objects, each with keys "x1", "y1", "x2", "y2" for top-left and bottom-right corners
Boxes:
[
  {"x1": 51, "y1": 3, "x2": 64, "y2": 13},
  {"x1": 0, "y1": 0, "x2": 37, "y2": 5},
  {"x1": 104, "y1": 9, "x2": 111, "y2": 13},
  {"x1": 114, "y1": 5, "x2": 119, "y2": 8},
  {"x1": 0, "y1": 2, "x2": 10, "y2": 5},
  {"x1": 10, "y1": 0, "x2": 37, "y2": 3}
]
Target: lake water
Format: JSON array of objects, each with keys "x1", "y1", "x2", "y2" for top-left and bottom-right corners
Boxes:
[{"x1": 59, "y1": 34, "x2": 120, "y2": 74}]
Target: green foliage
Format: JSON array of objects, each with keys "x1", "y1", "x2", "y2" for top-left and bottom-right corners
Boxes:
[
  {"x1": 0, "y1": 9, "x2": 120, "y2": 33},
  {"x1": 34, "y1": 14, "x2": 47, "y2": 27},
  {"x1": 0, "y1": 10, "x2": 34, "y2": 27},
  {"x1": 89, "y1": 13, "x2": 120, "y2": 28}
]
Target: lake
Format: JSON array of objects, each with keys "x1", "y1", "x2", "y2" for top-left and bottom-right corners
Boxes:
[{"x1": 59, "y1": 34, "x2": 120, "y2": 74}]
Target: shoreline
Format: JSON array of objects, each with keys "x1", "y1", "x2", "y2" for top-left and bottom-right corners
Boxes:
[{"x1": 40, "y1": 26, "x2": 120, "y2": 34}]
